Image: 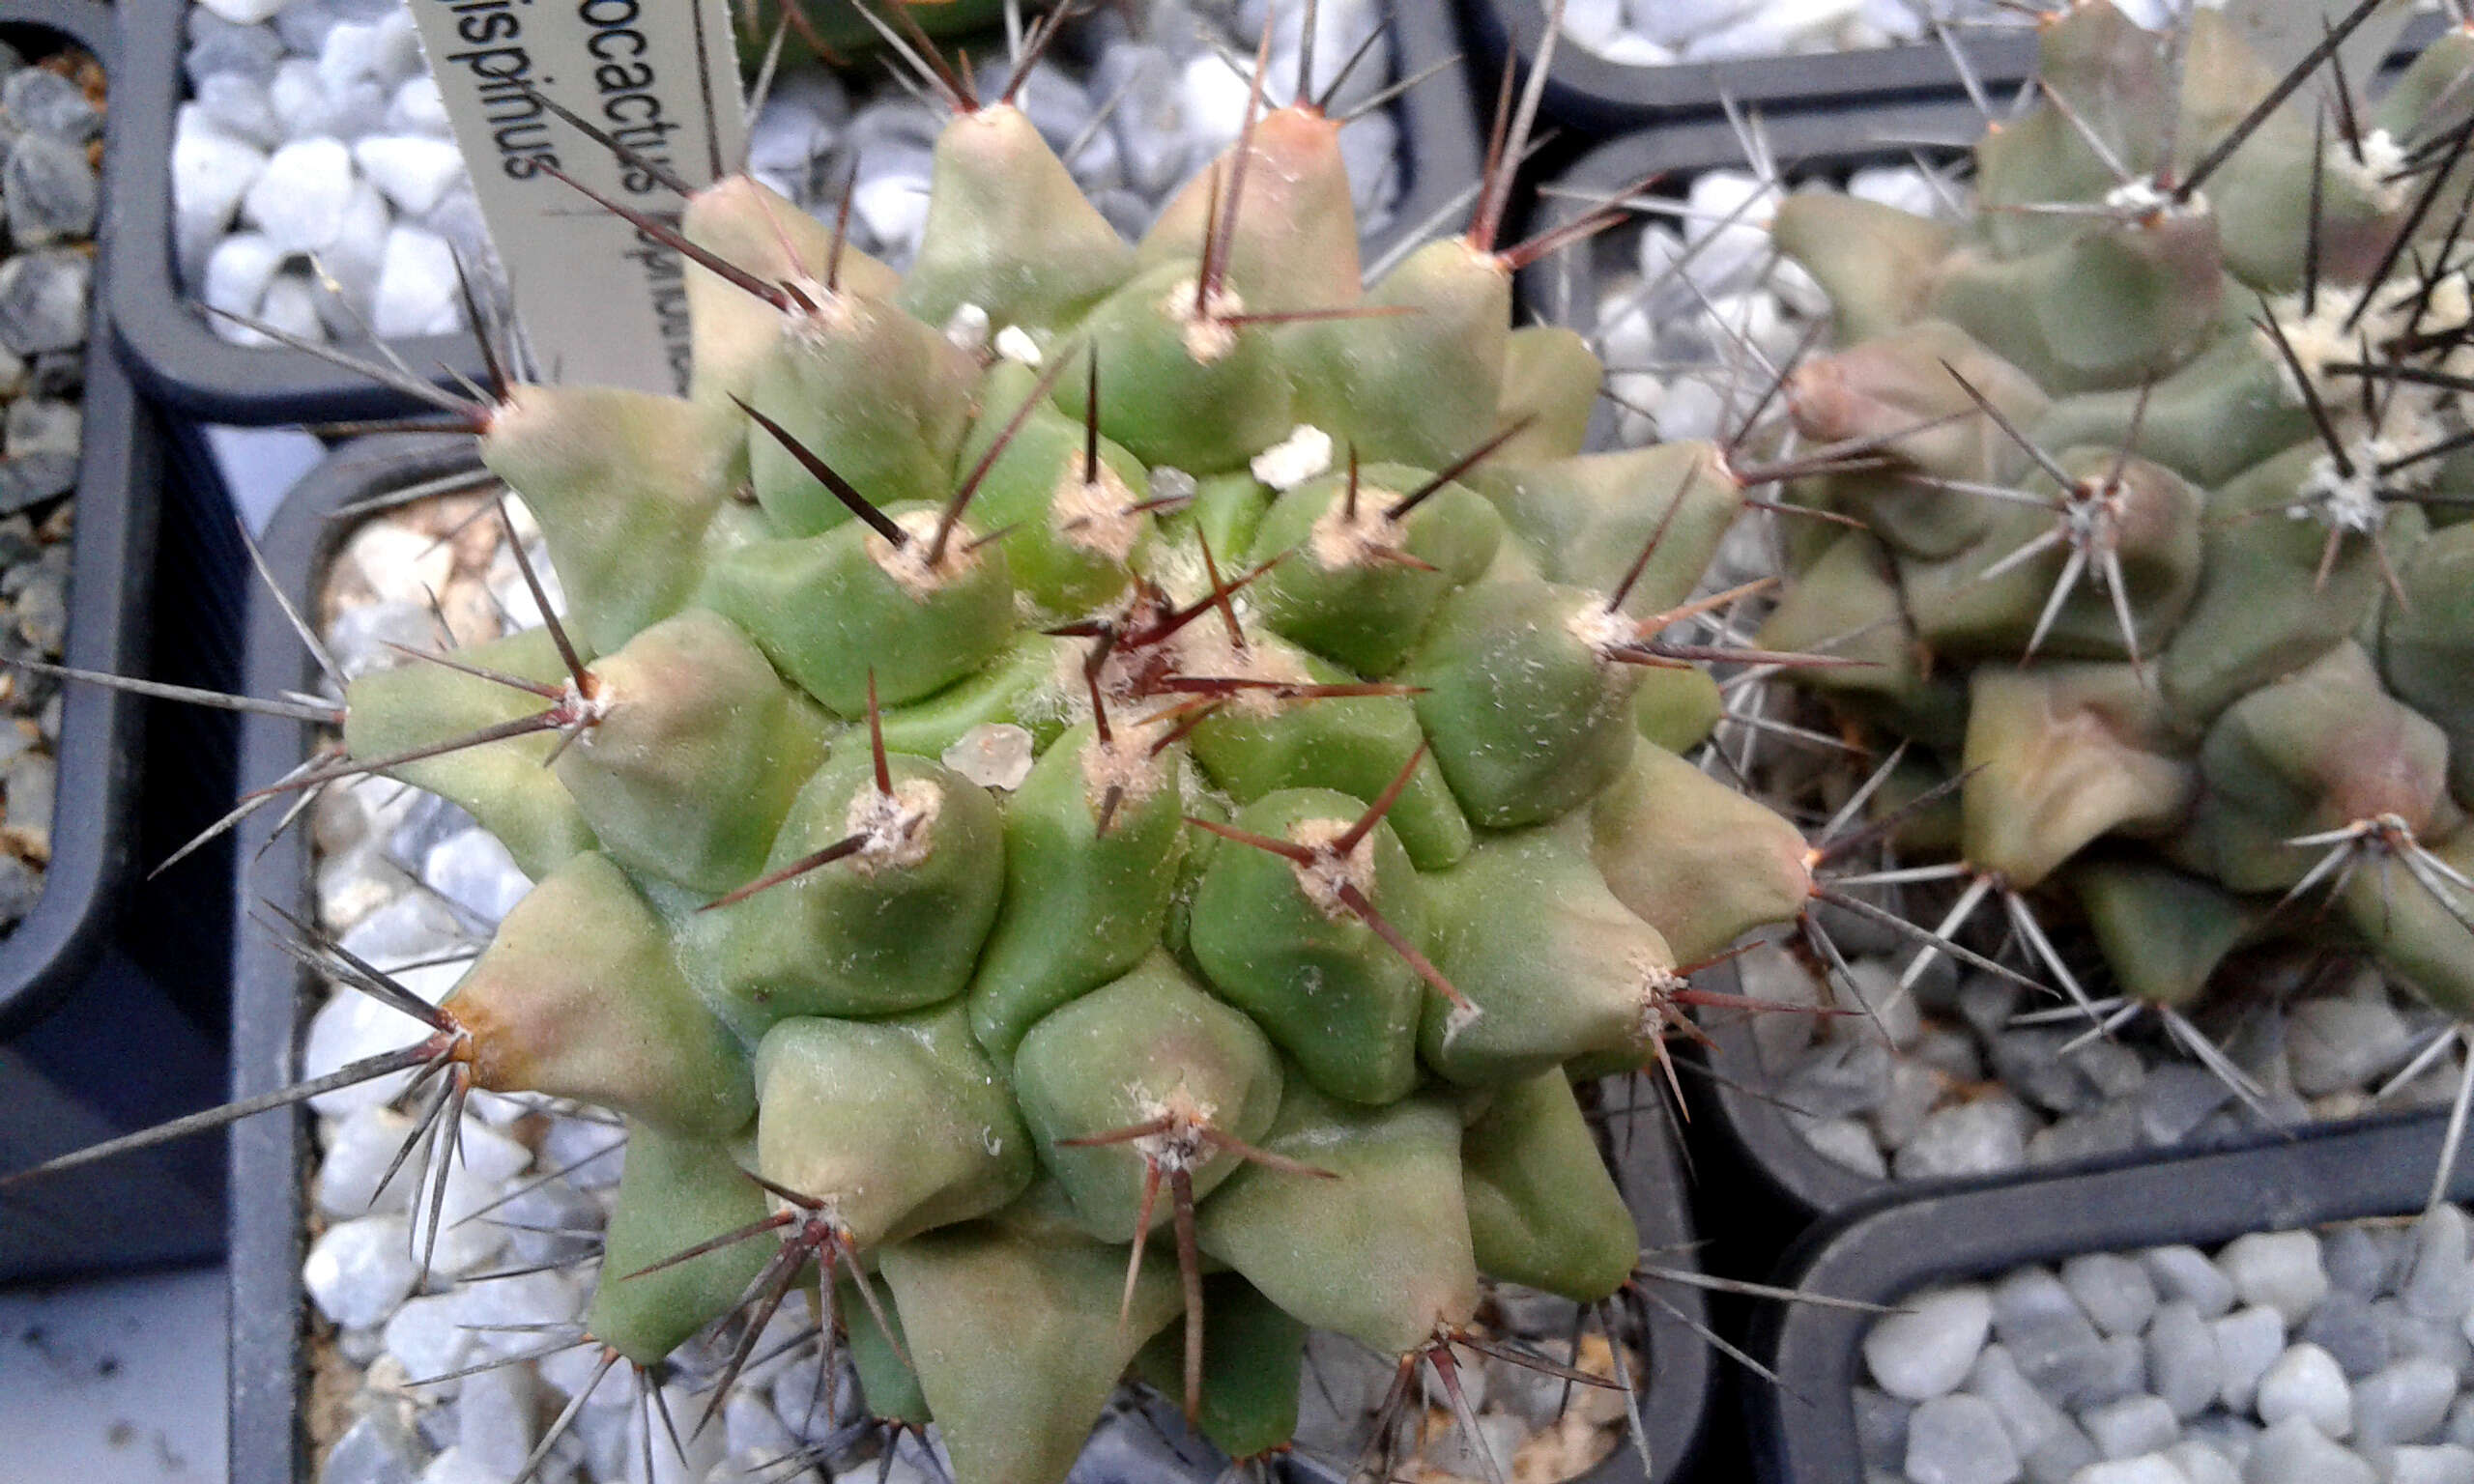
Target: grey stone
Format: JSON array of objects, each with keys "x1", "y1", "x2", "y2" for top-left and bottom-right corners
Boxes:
[
  {"x1": 1787, "y1": 1034, "x2": 1893, "y2": 1119},
  {"x1": 379, "y1": 1293, "x2": 468, "y2": 1384},
  {"x1": 2066, "y1": 1253, "x2": 2161, "y2": 1339},
  {"x1": 2241, "y1": 1416, "x2": 2375, "y2": 1484},
  {"x1": 321, "y1": 1408, "x2": 425, "y2": 1484},
  {"x1": 7, "y1": 396, "x2": 80, "y2": 459},
  {"x1": 1959, "y1": 971, "x2": 2024, "y2": 1039},
  {"x1": 1803, "y1": 1114, "x2": 1888, "y2": 1177},
  {"x1": 2355, "y1": 1357, "x2": 2459, "y2": 1447},
  {"x1": 4, "y1": 131, "x2": 94, "y2": 245},
  {"x1": 2151, "y1": 1300, "x2": 2226, "y2": 1419},
  {"x1": 422, "y1": 827, "x2": 530, "y2": 925},
  {"x1": 2222, "y1": 1231, "x2": 2329, "y2": 1324},
  {"x1": 0, "y1": 248, "x2": 89, "y2": 356},
  {"x1": 2073, "y1": 1040, "x2": 2148, "y2": 1101},
  {"x1": 4, "y1": 749, "x2": 53, "y2": 842},
  {"x1": 2148, "y1": 1244, "x2": 2240, "y2": 1319},
  {"x1": 2404, "y1": 1209, "x2": 2474, "y2": 1326},
  {"x1": 1, "y1": 67, "x2": 95, "y2": 143},
  {"x1": 0, "y1": 844, "x2": 39, "y2": 928},
  {"x1": 1971, "y1": 1344, "x2": 2077, "y2": 1458},
  {"x1": 2030, "y1": 1102, "x2": 2145, "y2": 1167},
  {"x1": 195, "y1": 71, "x2": 283, "y2": 148},
  {"x1": 1896, "y1": 1098, "x2": 2032, "y2": 1180},
  {"x1": 186, "y1": 14, "x2": 286, "y2": 88},
  {"x1": 2169, "y1": 1441, "x2": 2243, "y2": 1484},
  {"x1": 2287, "y1": 996, "x2": 2416, "y2": 1097},
  {"x1": 1867, "y1": 1285, "x2": 1995, "y2": 1400},
  {"x1": 0, "y1": 452, "x2": 73, "y2": 515},
  {"x1": 302, "y1": 1214, "x2": 418, "y2": 1328},
  {"x1": 2071, "y1": 1458, "x2": 2192, "y2": 1484},
  {"x1": 2386, "y1": 1444, "x2": 2474, "y2": 1484},
  {"x1": 1853, "y1": 1385, "x2": 1911, "y2": 1471},
  {"x1": 316, "y1": 1105, "x2": 419, "y2": 1216},
  {"x1": 2081, "y1": 1395, "x2": 2178, "y2": 1460},
  {"x1": 25, "y1": 349, "x2": 73, "y2": 398},
  {"x1": 2214, "y1": 1305, "x2": 2289, "y2": 1413},
  {"x1": 2448, "y1": 1393, "x2": 2474, "y2": 1447},
  {"x1": 1996, "y1": 1270, "x2": 2113, "y2": 1406},
  {"x1": 1914, "y1": 1024, "x2": 1987, "y2": 1083},
  {"x1": 2022, "y1": 1420, "x2": 2100, "y2": 1484},
  {"x1": 1875, "y1": 1060, "x2": 1948, "y2": 1150},
  {"x1": 2378, "y1": 1300, "x2": 2474, "y2": 1382},
  {"x1": 2141, "y1": 1064, "x2": 2241, "y2": 1146},
  {"x1": 2325, "y1": 1226, "x2": 2400, "y2": 1298},
  {"x1": 2258, "y1": 1342, "x2": 2352, "y2": 1438},
  {"x1": 2080, "y1": 1334, "x2": 2149, "y2": 1409},
  {"x1": 2303, "y1": 1291, "x2": 2396, "y2": 1380},
  {"x1": 1994, "y1": 1028, "x2": 2104, "y2": 1116},
  {"x1": 1907, "y1": 1392, "x2": 2024, "y2": 1484}
]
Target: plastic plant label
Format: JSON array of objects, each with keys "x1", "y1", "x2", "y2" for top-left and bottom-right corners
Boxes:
[{"x1": 408, "y1": 0, "x2": 749, "y2": 395}]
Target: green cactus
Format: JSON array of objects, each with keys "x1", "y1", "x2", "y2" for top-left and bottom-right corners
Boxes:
[
  {"x1": 1760, "y1": 0, "x2": 2474, "y2": 1066},
  {"x1": 0, "y1": 26, "x2": 1880, "y2": 1484}
]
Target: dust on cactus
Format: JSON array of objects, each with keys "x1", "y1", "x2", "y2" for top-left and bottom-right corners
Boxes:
[
  {"x1": 1755, "y1": 0, "x2": 2474, "y2": 1169},
  {"x1": 0, "y1": 6, "x2": 1874, "y2": 1482}
]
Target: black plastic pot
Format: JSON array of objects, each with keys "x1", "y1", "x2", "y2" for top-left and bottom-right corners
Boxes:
[
  {"x1": 0, "y1": 0, "x2": 236, "y2": 1283},
  {"x1": 223, "y1": 436, "x2": 1708, "y2": 1480},
  {"x1": 1746, "y1": 1110, "x2": 2474, "y2": 1483},
  {"x1": 1462, "y1": 0, "x2": 2034, "y2": 135},
  {"x1": 109, "y1": 2, "x2": 1478, "y2": 426}
]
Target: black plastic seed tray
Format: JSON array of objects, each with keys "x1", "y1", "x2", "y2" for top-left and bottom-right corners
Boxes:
[
  {"x1": 1748, "y1": 1111, "x2": 2474, "y2": 1483},
  {"x1": 0, "y1": 0, "x2": 238, "y2": 1283}
]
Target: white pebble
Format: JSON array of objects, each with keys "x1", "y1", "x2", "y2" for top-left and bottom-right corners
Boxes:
[
  {"x1": 2243, "y1": 1415, "x2": 2374, "y2": 1484},
  {"x1": 382, "y1": 1292, "x2": 472, "y2": 1383},
  {"x1": 2258, "y1": 1343, "x2": 2352, "y2": 1439},
  {"x1": 370, "y1": 225, "x2": 464, "y2": 339},
  {"x1": 2082, "y1": 1396, "x2": 2179, "y2": 1460},
  {"x1": 198, "y1": 0, "x2": 286, "y2": 22},
  {"x1": 203, "y1": 233, "x2": 283, "y2": 321},
  {"x1": 244, "y1": 138, "x2": 356, "y2": 254},
  {"x1": 459, "y1": 1359, "x2": 538, "y2": 1476},
  {"x1": 942, "y1": 724, "x2": 1036, "y2": 791},
  {"x1": 2213, "y1": 1306, "x2": 2288, "y2": 1413},
  {"x1": 302, "y1": 1214, "x2": 419, "y2": 1328},
  {"x1": 417, "y1": 1448, "x2": 498, "y2": 1484},
  {"x1": 2067, "y1": 1456, "x2": 2190, "y2": 1484},
  {"x1": 424, "y1": 827, "x2": 532, "y2": 925},
  {"x1": 317, "y1": 1104, "x2": 421, "y2": 1216},
  {"x1": 1251, "y1": 423, "x2": 1335, "y2": 492},
  {"x1": 341, "y1": 519, "x2": 454, "y2": 609},
  {"x1": 386, "y1": 76, "x2": 452, "y2": 138},
  {"x1": 172, "y1": 107, "x2": 267, "y2": 246},
  {"x1": 2221, "y1": 1232, "x2": 2329, "y2": 1325},
  {"x1": 353, "y1": 135, "x2": 466, "y2": 216},
  {"x1": 1867, "y1": 1287, "x2": 1995, "y2": 1402},
  {"x1": 2388, "y1": 1444, "x2": 2474, "y2": 1484}
]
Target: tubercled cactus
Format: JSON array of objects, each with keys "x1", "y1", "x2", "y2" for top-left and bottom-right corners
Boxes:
[
  {"x1": 7, "y1": 11, "x2": 1869, "y2": 1483},
  {"x1": 1761, "y1": 0, "x2": 2474, "y2": 1157}
]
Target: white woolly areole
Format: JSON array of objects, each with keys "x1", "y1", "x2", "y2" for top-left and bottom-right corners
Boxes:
[
  {"x1": 2331, "y1": 128, "x2": 2411, "y2": 214},
  {"x1": 1050, "y1": 458, "x2": 1143, "y2": 561},
  {"x1": 1079, "y1": 721, "x2": 1173, "y2": 813},
  {"x1": 944, "y1": 302, "x2": 992, "y2": 352},
  {"x1": 1630, "y1": 949, "x2": 1689, "y2": 1048},
  {"x1": 943, "y1": 725, "x2": 1036, "y2": 791},
  {"x1": 2288, "y1": 449, "x2": 2389, "y2": 533},
  {"x1": 1566, "y1": 600, "x2": 1640, "y2": 659},
  {"x1": 1131, "y1": 1086, "x2": 1216, "y2": 1171},
  {"x1": 1308, "y1": 485, "x2": 1408, "y2": 570},
  {"x1": 1251, "y1": 425, "x2": 1335, "y2": 491},
  {"x1": 993, "y1": 325, "x2": 1043, "y2": 366},
  {"x1": 786, "y1": 283, "x2": 863, "y2": 341},
  {"x1": 1287, "y1": 816, "x2": 1376, "y2": 921},
  {"x1": 1163, "y1": 277, "x2": 1244, "y2": 364},
  {"x1": 845, "y1": 776, "x2": 943, "y2": 874},
  {"x1": 869, "y1": 506, "x2": 983, "y2": 598},
  {"x1": 2259, "y1": 291, "x2": 2387, "y2": 410},
  {"x1": 2105, "y1": 176, "x2": 2205, "y2": 219}
]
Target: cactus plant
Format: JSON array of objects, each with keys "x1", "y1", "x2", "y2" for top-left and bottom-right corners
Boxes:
[
  {"x1": 5, "y1": 11, "x2": 1869, "y2": 1482},
  {"x1": 1755, "y1": 0, "x2": 2474, "y2": 1124}
]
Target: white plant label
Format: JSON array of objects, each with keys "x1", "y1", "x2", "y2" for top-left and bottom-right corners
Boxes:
[{"x1": 408, "y1": 0, "x2": 749, "y2": 395}]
